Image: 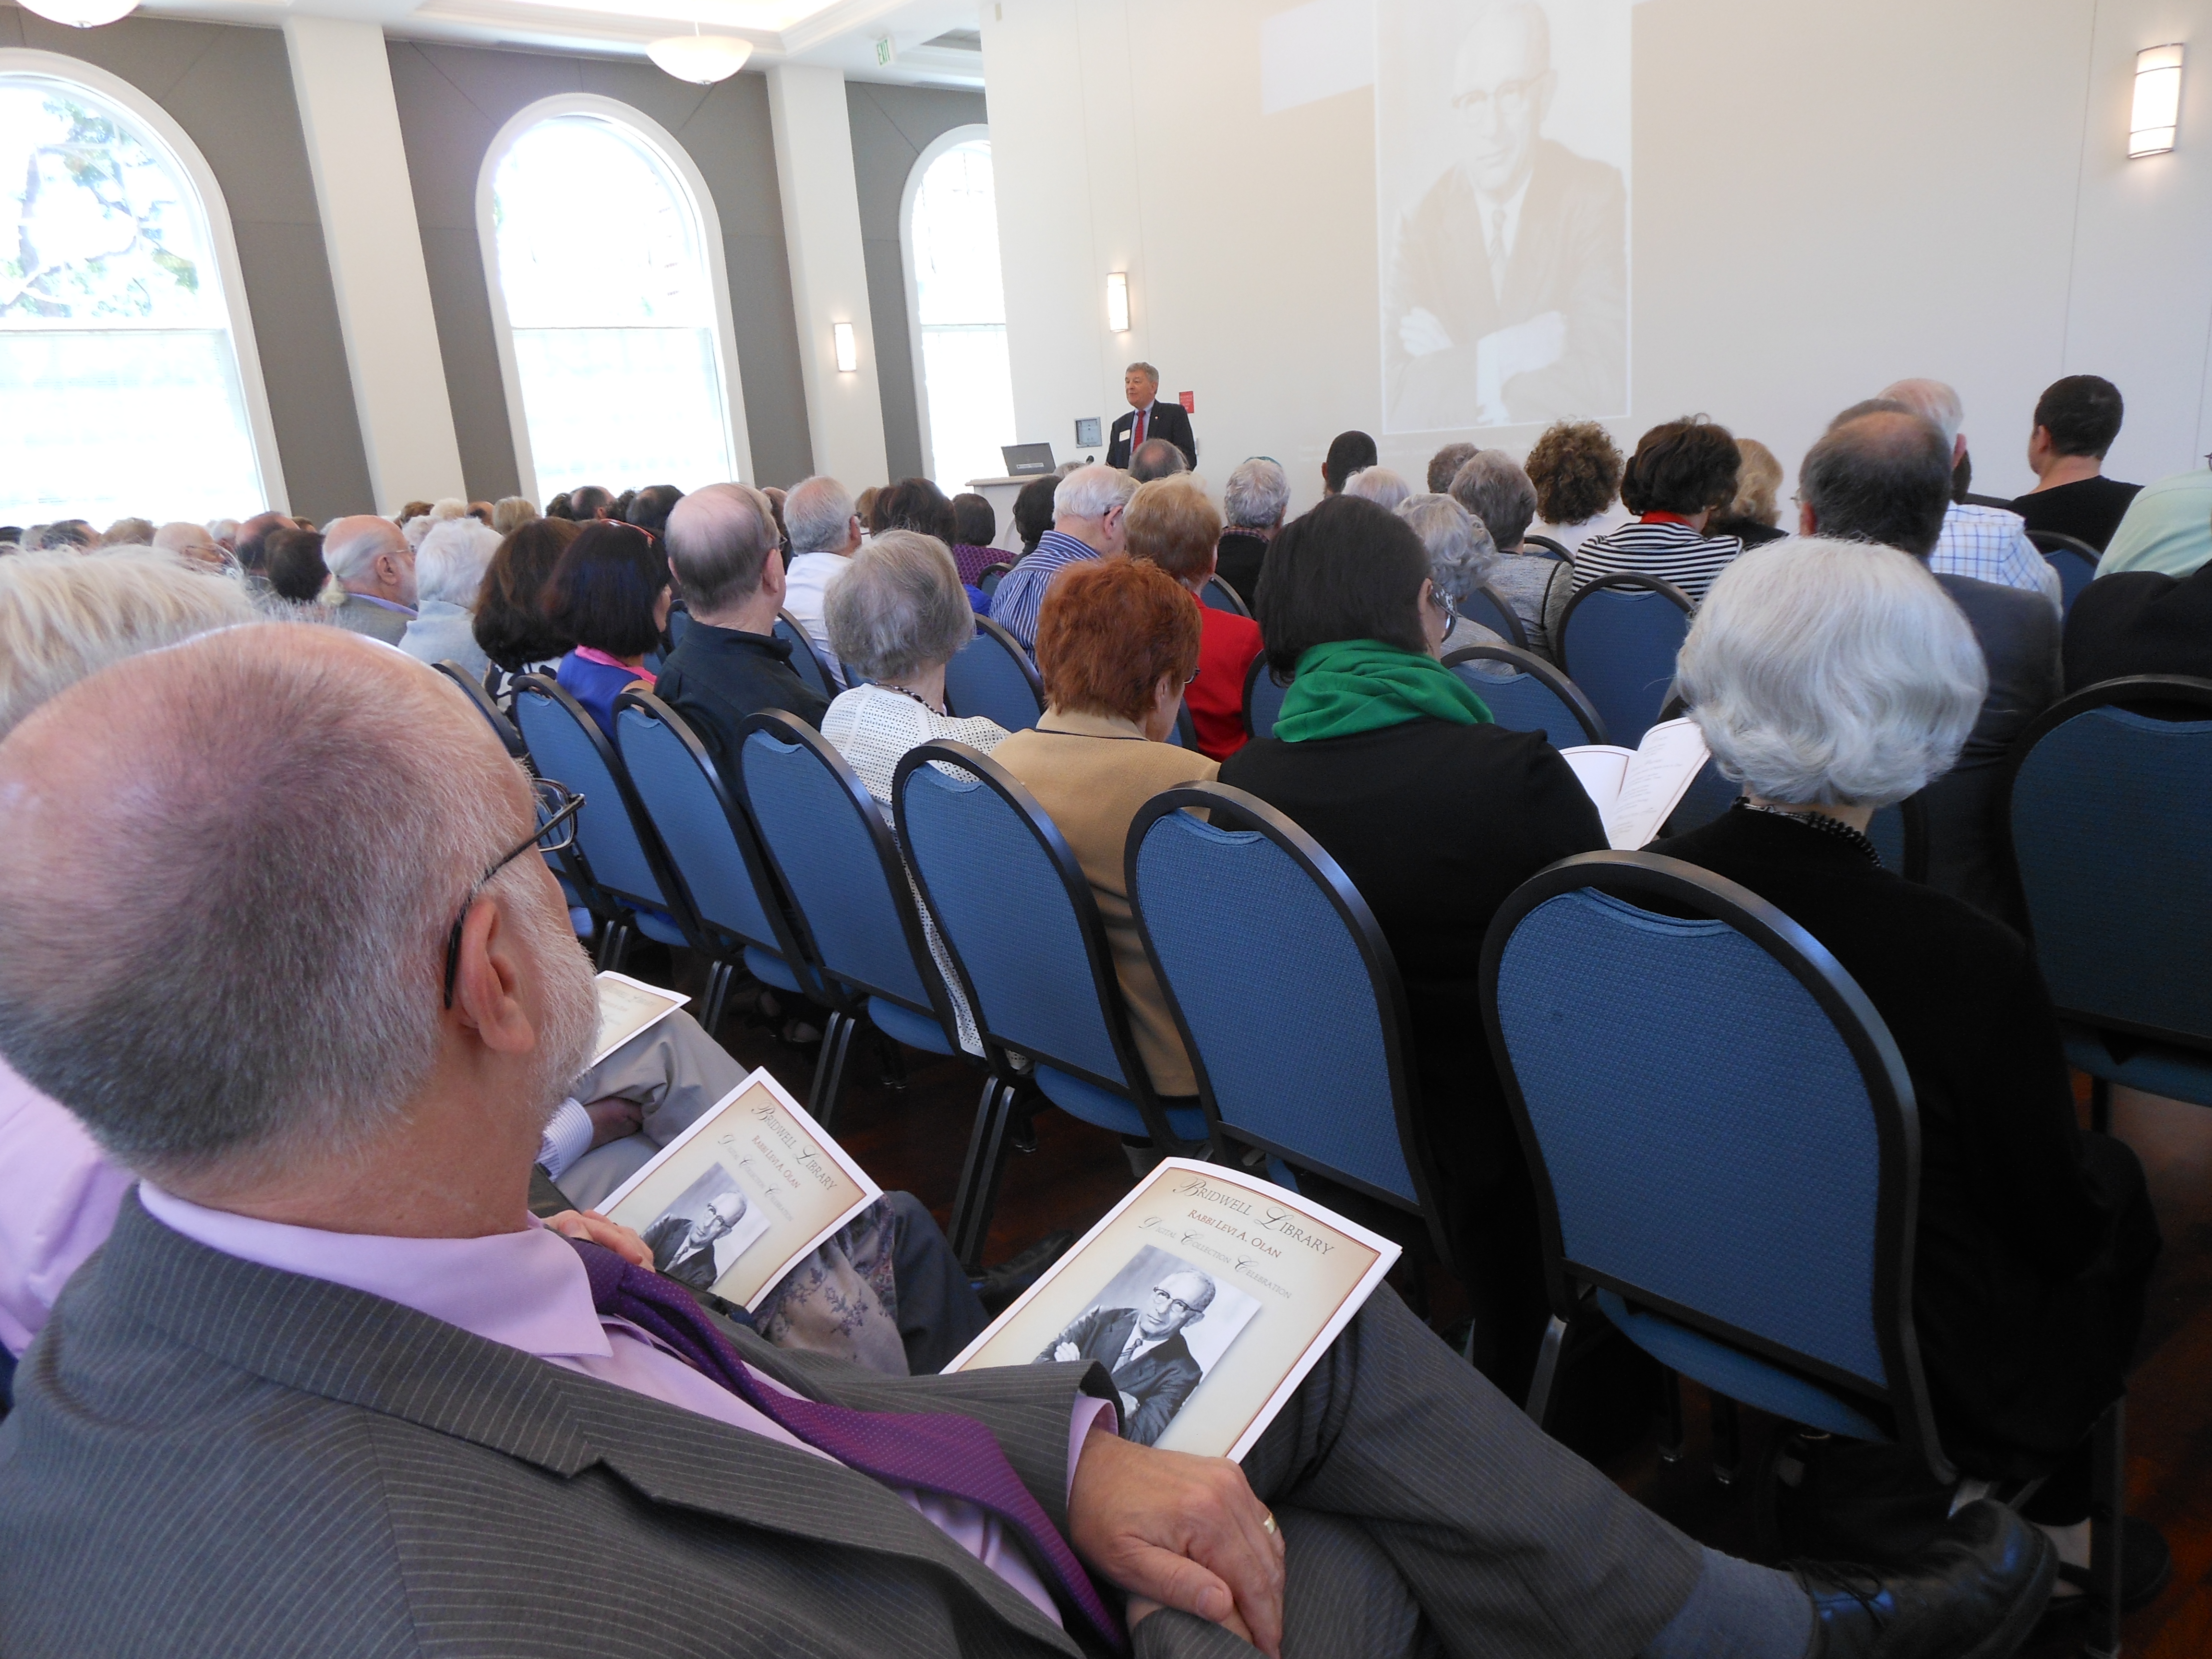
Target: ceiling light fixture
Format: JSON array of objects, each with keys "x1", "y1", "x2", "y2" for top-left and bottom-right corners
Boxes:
[
  {"x1": 2130, "y1": 44, "x2": 2184, "y2": 157},
  {"x1": 647, "y1": 25, "x2": 754, "y2": 84},
  {"x1": 19, "y1": 0, "x2": 136, "y2": 27}
]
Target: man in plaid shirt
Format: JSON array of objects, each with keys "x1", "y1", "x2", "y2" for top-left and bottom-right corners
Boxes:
[{"x1": 1881, "y1": 378, "x2": 2063, "y2": 613}]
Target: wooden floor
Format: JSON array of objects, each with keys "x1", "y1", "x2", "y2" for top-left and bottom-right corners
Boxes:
[{"x1": 693, "y1": 975, "x2": 2212, "y2": 1657}]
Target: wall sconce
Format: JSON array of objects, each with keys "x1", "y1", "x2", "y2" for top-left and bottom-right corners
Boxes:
[
  {"x1": 1106, "y1": 271, "x2": 1130, "y2": 334},
  {"x1": 2131, "y1": 44, "x2": 2184, "y2": 158},
  {"x1": 833, "y1": 322, "x2": 858, "y2": 373}
]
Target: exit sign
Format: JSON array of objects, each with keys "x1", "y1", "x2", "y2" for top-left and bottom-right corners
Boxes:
[{"x1": 873, "y1": 35, "x2": 896, "y2": 66}]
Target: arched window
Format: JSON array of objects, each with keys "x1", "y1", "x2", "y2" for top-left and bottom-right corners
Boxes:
[
  {"x1": 481, "y1": 98, "x2": 745, "y2": 505},
  {"x1": 0, "y1": 54, "x2": 280, "y2": 526},
  {"x1": 903, "y1": 131, "x2": 1014, "y2": 493}
]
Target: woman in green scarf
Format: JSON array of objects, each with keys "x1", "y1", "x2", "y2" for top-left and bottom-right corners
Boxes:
[{"x1": 1220, "y1": 493, "x2": 1607, "y2": 1400}]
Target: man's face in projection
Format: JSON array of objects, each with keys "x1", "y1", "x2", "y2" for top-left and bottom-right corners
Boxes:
[{"x1": 1452, "y1": 6, "x2": 1556, "y2": 197}]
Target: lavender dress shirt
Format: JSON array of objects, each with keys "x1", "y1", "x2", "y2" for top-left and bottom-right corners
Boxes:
[
  {"x1": 134, "y1": 1184, "x2": 1111, "y2": 1628},
  {"x1": 0, "y1": 1057, "x2": 132, "y2": 1358}
]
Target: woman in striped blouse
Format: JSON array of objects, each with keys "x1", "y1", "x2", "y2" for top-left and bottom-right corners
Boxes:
[{"x1": 1554, "y1": 417, "x2": 1748, "y2": 626}]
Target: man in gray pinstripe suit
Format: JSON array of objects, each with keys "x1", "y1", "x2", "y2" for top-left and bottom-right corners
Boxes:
[{"x1": 0, "y1": 627, "x2": 2052, "y2": 1658}]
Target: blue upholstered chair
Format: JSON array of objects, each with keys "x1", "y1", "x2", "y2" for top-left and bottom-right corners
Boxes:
[
  {"x1": 976, "y1": 561, "x2": 1012, "y2": 600},
  {"x1": 1521, "y1": 534, "x2": 1571, "y2": 561},
  {"x1": 1126, "y1": 783, "x2": 1453, "y2": 1267},
  {"x1": 2028, "y1": 530, "x2": 2100, "y2": 619},
  {"x1": 1442, "y1": 643, "x2": 1606, "y2": 747},
  {"x1": 612, "y1": 689, "x2": 816, "y2": 1040},
  {"x1": 1481, "y1": 850, "x2": 2125, "y2": 1652},
  {"x1": 1555, "y1": 573, "x2": 1695, "y2": 747},
  {"x1": 433, "y1": 659, "x2": 528, "y2": 760},
  {"x1": 943, "y1": 615, "x2": 1046, "y2": 731},
  {"x1": 737, "y1": 711, "x2": 1022, "y2": 1258},
  {"x1": 774, "y1": 610, "x2": 842, "y2": 700},
  {"x1": 2002, "y1": 675, "x2": 2212, "y2": 1118},
  {"x1": 1200, "y1": 574, "x2": 1250, "y2": 617},
  {"x1": 893, "y1": 740, "x2": 1211, "y2": 1172},
  {"x1": 1461, "y1": 585, "x2": 1528, "y2": 651},
  {"x1": 511, "y1": 673, "x2": 693, "y2": 971},
  {"x1": 1243, "y1": 655, "x2": 1291, "y2": 741}
]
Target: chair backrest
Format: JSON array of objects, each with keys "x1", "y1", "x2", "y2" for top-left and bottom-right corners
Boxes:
[
  {"x1": 1168, "y1": 701, "x2": 1194, "y2": 748},
  {"x1": 736, "y1": 710, "x2": 949, "y2": 1027},
  {"x1": 977, "y1": 561, "x2": 1011, "y2": 598},
  {"x1": 612, "y1": 689, "x2": 791, "y2": 961},
  {"x1": 511, "y1": 673, "x2": 683, "y2": 921},
  {"x1": 1128, "y1": 785, "x2": 1449, "y2": 1253},
  {"x1": 892, "y1": 741, "x2": 1153, "y2": 1106},
  {"x1": 1200, "y1": 574, "x2": 1251, "y2": 617},
  {"x1": 666, "y1": 604, "x2": 692, "y2": 650},
  {"x1": 774, "y1": 611, "x2": 842, "y2": 700},
  {"x1": 2027, "y1": 530, "x2": 2099, "y2": 617},
  {"x1": 2003, "y1": 675, "x2": 2212, "y2": 1049},
  {"x1": 1483, "y1": 851, "x2": 1943, "y2": 1473},
  {"x1": 1521, "y1": 534, "x2": 1570, "y2": 561},
  {"x1": 1556, "y1": 573, "x2": 1695, "y2": 748},
  {"x1": 1243, "y1": 653, "x2": 1291, "y2": 741},
  {"x1": 1441, "y1": 644, "x2": 1606, "y2": 746},
  {"x1": 433, "y1": 659, "x2": 527, "y2": 760},
  {"x1": 942, "y1": 615, "x2": 1046, "y2": 731},
  {"x1": 1460, "y1": 584, "x2": 1527, "y2": 650}
]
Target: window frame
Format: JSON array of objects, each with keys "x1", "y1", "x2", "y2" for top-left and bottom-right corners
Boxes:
[
  {"x1": 898, "y1": 122, "x2": 998, "y2": 489},
  {"x1": 0, "y1": 48, "x2": 289, "y2": 514},
  {"x1": 475, "y1": 93, "x2": 753, "y2": 503}
]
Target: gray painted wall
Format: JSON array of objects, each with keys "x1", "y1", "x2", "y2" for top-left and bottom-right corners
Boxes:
[
  {"x1": 387, "y1": 43, "x2": 814, "y2": 497},
  {"x1": 0, "y1": 6, "x2": 373, "y2": 522},
  {"x1": 846, "y1": 80, "x2": 986, "y2": 484}
]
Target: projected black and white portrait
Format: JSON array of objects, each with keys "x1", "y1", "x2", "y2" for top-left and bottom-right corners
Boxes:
[{"x1": 1380, "y1": 0, "x2": 1629, "y2": 433}]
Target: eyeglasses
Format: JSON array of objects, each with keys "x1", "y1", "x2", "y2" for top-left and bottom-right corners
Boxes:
[
  {"x1": 1453, "y1": 77, "x2": 1540, "y2": 119},
  {"x1": 1148, "y1": 1286, "x2": 1200, "y2": 1318},
  {"x1": 1428, "y1": 583, "x2": 1459, "y2": 632},
  {"x1": 442, "y1": 777, "x2": 585, "y2": 1009}
]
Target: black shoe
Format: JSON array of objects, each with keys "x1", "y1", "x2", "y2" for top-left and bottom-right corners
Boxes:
[
  {"x1": 2043, "y1": 1514, "x2": 2172, "y2": 1620},
  {"x1": 1795, "y1": 1499, "x2": 2055, "y2": 1659},
  {"x1": 975, "y1": 1230, "x2": 1076, "y2": 1315}
]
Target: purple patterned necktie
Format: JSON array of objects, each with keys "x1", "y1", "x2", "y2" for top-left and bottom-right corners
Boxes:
[{"x1": 568, "y1": 1239, "x2": 1125, "y2": 1651}]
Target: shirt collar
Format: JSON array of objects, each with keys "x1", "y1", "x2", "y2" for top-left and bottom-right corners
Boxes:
[
  {"x1": 345, "y1": 591, "x2": 418, "y2": 617},
  {"x1": 1034, "y1": 529, "x2": 1103, "y2": 564},
  {"x1": 136, "y1": 1183, "x2": 614, "y2": 1362}
]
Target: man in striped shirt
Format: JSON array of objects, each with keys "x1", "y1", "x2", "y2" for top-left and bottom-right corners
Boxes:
[
  {"x1": 987, "y1": 464, "x2": 1137, "y2": 653},
  {"x1": 1880, "y1": 378, "x2": 2064, "y2": 613}
]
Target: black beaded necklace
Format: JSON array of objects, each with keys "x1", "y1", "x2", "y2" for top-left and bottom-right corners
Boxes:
[{"x1": 1732, "y1": 798, "x2": 1884, "y2": 867}]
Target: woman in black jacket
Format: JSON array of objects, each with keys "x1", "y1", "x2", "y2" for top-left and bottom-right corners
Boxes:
[
  {"x1": 1219, "y1": 494, "x2": 1607, "y2": 1395},
  {"x1": 1664, "y1": 536, "x2": 2162, "y2": 1600}
]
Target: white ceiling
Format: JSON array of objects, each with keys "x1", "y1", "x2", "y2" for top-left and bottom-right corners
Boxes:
[{"x1": 132, "y1": 0, "x2": 987, "y2": 86}]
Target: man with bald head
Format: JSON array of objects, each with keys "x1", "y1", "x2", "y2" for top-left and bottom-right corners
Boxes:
[
  {"x1": 1386, "y1": 0, "x2": 1625, "y2": 430},
  {"x1": 1876, "y1": 378, "x2": 2060, "y2": 611},
  {"x1": 151, "y1": 519, "x2": 230, "y2": 572},
  {"x1": 658, "y1": 480, "x2": 826, "y2": 777},
  {"x1": 322, "y1": 514, "x2": 419, "y2": 644}
]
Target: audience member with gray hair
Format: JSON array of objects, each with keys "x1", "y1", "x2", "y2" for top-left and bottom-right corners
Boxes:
[
  {"x1": 1662, "y1": 536, "x2": 2162, "y2": 1587},
  {"x1": 1451, "y1": 450, "x2": 1570, "y2": 658},
  {"x1": 1879, "y1": 376, "x2": 2061, "y2": 610},
  {"x1": 988, "y1": 462, "x2": 1137, "y2": 651},
  {"x1": 821, "y1": 529, "x2": 1006, "y2": 1055},
  {"x1": 1799, "y1": 403, "x2": 2060, "y2": 931},
  {"x1": 781, "y1": 474, "x2": 863, "y2": 681},
  {"x1": 491, "y1": 496, "x2": 539, "y2": 536},
  {"x1": 399, "y1": 516, "x2": 504, "y2": 679},
  {"x1": 1216, "y1": 456, "x2": 1290, "y2": 607},
  {"x1": 322, "y1": 515, "x2": 418, "y2": 644},
  {"x1": 152, "y1": 520, "x2": 231, "y2": 573},
  {"x1": 1128, "y1": 437, "x2": 1189, "y2": 482},
  {"x1": 99, "y1": 517, "x2": 154, "y2": 548},
  {"x1": 1426, "y1": 442, "x2": 1480, "y2": 493},
  {"x1": 1343, "y1": 465, "x2": 1412, "y2": 514},
  {"x1": 1395, "y1": 493, "x2": 1509, "y2": 661}
]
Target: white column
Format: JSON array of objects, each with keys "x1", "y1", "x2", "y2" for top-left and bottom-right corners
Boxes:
[
  {"x1": 766, "y1": 63, "x2": 890, "y2": 487},
  {"x1": 283, "y1": 16, "x2": 465, "y2": 511}
]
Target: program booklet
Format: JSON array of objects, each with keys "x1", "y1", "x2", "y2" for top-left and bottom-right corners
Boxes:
[
  {"x1": 599, "y1": 1068, "x2": 882, "y2": 1312},
  {"x1": 1561, "y1": 717, "x2": 1713, "y2": 849},
  {"x1": 945, "y1": 1159, "x2": 1400, "y2": 1461},
  {"x1": 590, "y1": 971, "x2": 691, "y2": 1068}
]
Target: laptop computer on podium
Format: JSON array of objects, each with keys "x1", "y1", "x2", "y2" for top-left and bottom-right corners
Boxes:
[{"x1": 1001, "y1": 443, "x2": 1056, "y2": 477}]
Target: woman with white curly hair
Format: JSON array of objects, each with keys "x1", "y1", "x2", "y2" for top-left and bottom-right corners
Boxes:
[{"x1": 1660, "y1": 537, "x2": 2164, "y2": 1608}]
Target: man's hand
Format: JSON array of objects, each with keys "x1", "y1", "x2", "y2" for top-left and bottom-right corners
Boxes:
[
  {"x1": 1069, "y1": 1424, "x2": 1286, "y2": 1658},
  {"x1": 582, "y1": 1095, "x2": 644, "y2": 1149},
  {"x1": 1053, "y1": 1341, "x2": 1081, "y2": 1362},
  {"x1": 544, "y1": 1208, "x2": 652, "y2": 1267},
  {"x1": 1398, "y1": 306, "x2": 1452, "y2": 358}
]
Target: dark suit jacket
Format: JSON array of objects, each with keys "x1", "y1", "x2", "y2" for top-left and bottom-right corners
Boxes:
[
  {"x1": 0, "y1": 1194, "x2": 1126, "y2": 1658},
  {"x1": 656, "y1": 620, "x2": 829, "y2": 782},
  {"x1": 1386, "y1": 141, "x2": 1627, "y2": 428},
  {"x1": 1040, "y1": 1306, "x2": 1202, "y2": 1447},
  {"x1": 641, "y1": 1214, "x2": 722, "y2": 1291},
  {"x1": 1214, "y1": 530, "x2": 1270, "y2": 610},
  {"x1": 2064, "y1": 565, "x2": 2212, "y2": 690},
  {"x1": 1920, "y1": 573, "x2": 2062, "y2": 933},
  {"x1": 1106, "y1": 401, "x2": 1197, "y2": 471}
]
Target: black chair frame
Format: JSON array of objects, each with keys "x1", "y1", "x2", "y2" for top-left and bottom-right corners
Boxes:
[
  {"x1": 1200, "y1": 573, "x2": 1252, "y2": 617},
  {"x1": 1242, "y1": 652, "x2": 1288, "y2": 742},
  {"x1": 944, "y1": 614, "x2": 1047, "y2": 722},
  {"x1": 776, "y1": 609, "x2": 843, "y2": 699},
  {"x1": 1555, "y1": 568, "x2": 1695, "y2": 635},
  {"x1": 2024, "y1": 528, "x2": 2102, "y2": 565},
  {"x1": 433, "y1": 659, "x2": 528, "y2": 761},
  {"x1": 976, "y1": 561, "x2": 1012, "y2": 597},
  {"x1": 1521, "y1": 534, "x2": 1571, "y2": 561},
  {"x1": 1441, "y1": 643, "x2": 1608, "y2": 745},
  {"x1": 1458, "y1": 584, "x2": 1528, "y2": 651},
  {"x1": 1125, "y1": 783, "x2": 1458, "y2": 1274},
  {"x1": 892, "y1": 739, "x2": 1210, "y2": 1165},
  {"x1": 1479, "y1": 851, "x2": 1949, "y2": 1482},
  {"x1": 612, "y1": 688, "x2": 828, "y2": 1041}
]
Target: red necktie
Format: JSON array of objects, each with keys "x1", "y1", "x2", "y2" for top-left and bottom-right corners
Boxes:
[{"x1": 1134, "y1": 408, "x2": 1147, "y2": 449}]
